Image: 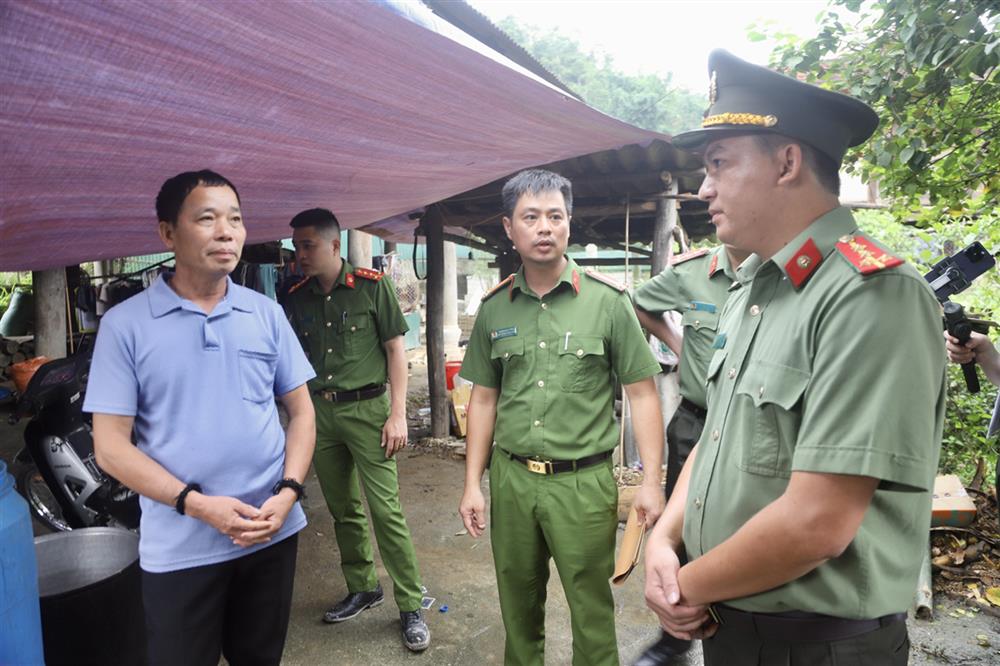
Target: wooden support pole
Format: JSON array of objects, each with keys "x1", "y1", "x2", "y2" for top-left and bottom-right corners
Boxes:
[
  {"x1": 424, "y1": 205, "x2": 449, "y2": 438},
  {"x1": 383, "y1": 241, "x2": 397, "y2": 254},
  {"x1": 347, "y1": 229, "x2": 373, "y2": 269},
  {"x1": 650, "y1": 180, "x2": 679, "y2": 277},
  {"x1": 496, "y1": 250, "x2": 520, "y2": 280},
  {"x1": 32, "y1": 268, "x2": 67, "y2": 359}
]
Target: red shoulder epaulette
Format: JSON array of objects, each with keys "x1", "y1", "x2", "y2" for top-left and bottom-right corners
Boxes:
[
  {"x1": 482, "y1": 274, "x2": 515, "y2": 302},
  {"x1": 584, "y1": 268, "x2": 625, "y2": 292},
  {"x1": 354, "y1": 267, "x2": 384, "y2": 281},
  {"x1": 835, "y1": 234, "x2": 903, "y2": 275},
  {"x1": 670, "y1": 248, "x2": 709, "y2": 266}
]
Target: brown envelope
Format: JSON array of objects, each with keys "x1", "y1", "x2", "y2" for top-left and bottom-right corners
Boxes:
[{"x1": 611, "y1": 506, "x2": 646, "y2": 586}]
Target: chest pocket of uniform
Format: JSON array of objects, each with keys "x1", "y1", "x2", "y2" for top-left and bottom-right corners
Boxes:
[
  {"x1": 734, "y1": 361, "x2": 810, "y2": 478},
  {"x1": 238, "y1": 350, "x2": 277, "y2": 403},
  {"x1": 339, "y1": 313, "x2": 372, "y2": 353},
  {"x1": 491, "y1": 338, "x2": 526, "y2": 386},
  {"x1": 705, "y1": 350, "x2": 727, "y2": 387},
  {"x1": 681, "y1": 309, "x2": 720, "y2": 333},
  {"x1": 558, "y1": 335, "x2": 606, "y2": 393}
]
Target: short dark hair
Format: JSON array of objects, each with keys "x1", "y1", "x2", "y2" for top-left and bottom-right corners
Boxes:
[
  {"x1": 289, "y1": 208, "x2": 341, "y2": 237},
  {"x1": 155, "y1": 170, "x2": 241, "y2": 225},
  {"x1": 753, "y1": 134, "x2": 840, "y2": 196},
  {"x1": 501, "y1": 169, "x2": 573, "y2": 219}
]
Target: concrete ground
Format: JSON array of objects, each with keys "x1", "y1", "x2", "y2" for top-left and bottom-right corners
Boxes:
[{"x1": 2, "y1": 371, "x2": 999, "y2": 665}]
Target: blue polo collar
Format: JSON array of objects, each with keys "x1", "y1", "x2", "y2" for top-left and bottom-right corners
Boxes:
[{"x1": 148, "y1": 272, "x2": 253, "y2": 318}]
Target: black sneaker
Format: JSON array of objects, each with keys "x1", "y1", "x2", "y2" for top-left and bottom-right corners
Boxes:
[
  {"x1": 400, "y1": 610, "x2": 430, "y2": 652},
  {"x1": 632, "y1": 634, "x2": 692, "y2": 666},
  {"x1": 322, "y1": 584, "x2": 384, "y2": 623}
]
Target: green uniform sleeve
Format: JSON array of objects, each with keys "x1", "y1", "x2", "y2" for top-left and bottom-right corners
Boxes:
[
  {"x1": 633, "y1": 265, "x2": 685, "y2": 314},
  {"x1": 459, "y1": 303, "x2": 500, "y2": 388},
  {"x1": 609, "y1": 292, "x2": 661, "y2": 385},
  {"x1": 374, "y1": 276, "x2": 409, "y2": 342},
  {"x1": 792, "y1": 273, "x2": 945, "y2": 492}
]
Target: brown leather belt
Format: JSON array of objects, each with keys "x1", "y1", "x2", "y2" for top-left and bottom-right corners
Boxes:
[
  {"x1": 678, "y1": 397, "x2": 708, "y2": 420},
  {"x1": 499, "y1": 447, "x2": 612, "y2": 475},
  {"x1": 315, "y1": 384, "x2": 386, "y2": 403},
  {"x1": 710, "y1": 604, "x2": 907, "y2": 643}
]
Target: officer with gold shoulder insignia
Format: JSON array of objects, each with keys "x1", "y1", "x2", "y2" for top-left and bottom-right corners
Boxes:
[
  {"x1": 285, "y1": 209, "x2": 429, "y2": 653},
  {"x1": 643, "y1": 50, "x2": 945, "y2": 666},
  {"x1": 459, "y1": 169, "x2": 666, "y2": 666}
]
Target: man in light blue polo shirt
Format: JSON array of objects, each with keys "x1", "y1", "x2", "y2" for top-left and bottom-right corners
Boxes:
[{"x1": 85, "y1": 170, "x2": 316, "y2": 666}]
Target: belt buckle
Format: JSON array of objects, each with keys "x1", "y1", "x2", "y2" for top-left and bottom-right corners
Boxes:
[
  {"x1": 526, "y1": 458, "x2": 553, "y2": 475},
  {"x1": 707, "y1": 604, "x2": 724, "y2": 625},
  {"x1": 321, "y1": 390, "x2": 334, "y2": 402}
]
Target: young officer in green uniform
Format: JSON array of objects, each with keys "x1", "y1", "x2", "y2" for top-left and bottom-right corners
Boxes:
[
  {"x1": 459, "y1": 169, "x2": 666, "y2": 666},
  {"x1": 631, "y1": 242, "x2": 747, "y2": 666},
  {"x1": 284, "y1": 208, "x2": 429, "y2": 652},
  {"x1": 644, "y1": 50, "x2": 946, "y2": 666}
]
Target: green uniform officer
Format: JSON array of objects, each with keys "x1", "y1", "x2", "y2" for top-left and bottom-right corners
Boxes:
[
  {"x1": 285, "y1": 208, "x2": 429, "y2": 652},
  {"x1": 644, "y1": 50, "x2": 946, "y2": 666},
  {"x1": 459, "y1": 169, "x2": 666, "y2": 666},
  {"x1": 631, "y1": 243, "x2": 747, "y2": 666}
]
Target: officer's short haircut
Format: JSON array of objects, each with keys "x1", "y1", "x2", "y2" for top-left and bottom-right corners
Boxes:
[
  {"x1": 502, "y1": 169, "x2": 573, "y2": 219},
  {"x1": 156, "y1": 170, "x2": 241, "y2": 226},
  {"x1": 289, "y1": 208, "x2": 341, "y2": 238},
  {"x1": 753, "y1": 134, "x2": 840, "y2": 197}
]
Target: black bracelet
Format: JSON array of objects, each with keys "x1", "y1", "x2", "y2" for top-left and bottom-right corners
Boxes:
[
  {"x1": 175, "y1": 482, "x2": 202, "y2": 515},
  {"x1": 272, "y1": 478, "x2": 306, "y2": 501}
]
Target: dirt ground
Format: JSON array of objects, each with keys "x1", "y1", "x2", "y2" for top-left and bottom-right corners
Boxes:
[{"x1": 1, "y1": 356, "x2": 998, "y2": 664}]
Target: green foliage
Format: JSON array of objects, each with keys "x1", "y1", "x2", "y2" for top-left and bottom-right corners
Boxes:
[
  {"x1": 940, "y1": 364, "x2": 997, "y2": 490},
  {"x1": 497, "y1": 18, "x2": 705, "y2": 134},
  {"x1": 764, "y1": 0, "x2": 1000, "y2": 226}
]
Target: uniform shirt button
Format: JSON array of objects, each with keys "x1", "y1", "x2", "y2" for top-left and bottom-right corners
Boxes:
[
  {"x1": 694, "y1": 497, "x2": 702, "y2": 509},
  {"x1": 503, "y1": 352, "x2": 510, "y2": 359},
  {"x1": 350, "y1": 325, "x2": 357, "y2": 332},
  {"x1": 758, "y1": 385, "x2": 765, "y2": 398},
  {"x1": 539, "y1": 341, "x2": 546, "y2": 349},
  {"x1": 712, "y1": 429, "x2": 720, "y2": 441},
  {"x1": 694, "y1": 320, "x2": 701, "y2": 329},
  {"x1": 326, "y1": 374, "x2": 333, "y2": 381},
  {"x1": 326, "y1": 321, "x2": 332, "y2": 327},
  {"x1": 537, "y1": 380, "x2": 545, "y2": 388},
  {"x1": 749, "y1": 304, "x2": 761, "y2": 316},
  {"x1": 304, "y1": 331, "x2": 309, "y2": 337},
  {"x1": 325, "y1": 296, "x2": 331, "y2": 302},
  {"x1": 533, "y1": 420, "x2": 542, "y2": 427},
  {"x1": 327, "y1": 348, "x2": 333, "y2": 354},
  {"x1": 576, "y1": 349, "x2": 584, "y2": 357},
  {"x1": 540, "y1": 302, "x2": 548, "y2": 310},
  {"x1": 728, "y1": 368, "x2": 736, "y2": 379}
]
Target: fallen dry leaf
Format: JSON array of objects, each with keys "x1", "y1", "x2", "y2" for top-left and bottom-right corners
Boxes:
[{"x1": 986, "y1": 587, "x2": 1000, "y2": 607}]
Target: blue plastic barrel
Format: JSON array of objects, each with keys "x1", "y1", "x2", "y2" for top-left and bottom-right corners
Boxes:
[{"x1": 0, "y1": 460, "x2": 45, "y2": 665}]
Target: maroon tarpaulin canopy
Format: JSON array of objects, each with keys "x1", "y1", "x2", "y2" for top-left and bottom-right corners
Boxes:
[{"x1": 0, "y1": 0, "x2": 667, "y2": 271}]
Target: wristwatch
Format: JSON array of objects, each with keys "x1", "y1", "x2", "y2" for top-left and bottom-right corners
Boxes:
[{"x1": 271, "y1": 478, "x2": 306, "y2": 501}]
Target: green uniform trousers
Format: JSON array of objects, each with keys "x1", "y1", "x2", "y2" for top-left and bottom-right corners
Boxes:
[
  {"x1": 703, "y1": 613, "x2": 909, "y2": 665},
  {"x1": 312, "y1": 393, "x2": 423, "y2": 612},
  {"x1": 489, "y1": 450, "x2": 619, "y2": 666}
]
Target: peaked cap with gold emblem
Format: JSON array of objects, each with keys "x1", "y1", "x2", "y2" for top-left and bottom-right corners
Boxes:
[{"x1": 673, "y1": 49, "x2": 880, "y2": 165}]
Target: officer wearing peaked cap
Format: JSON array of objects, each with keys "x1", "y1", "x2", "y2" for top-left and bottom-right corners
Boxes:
[{"x1": 644, "y1": 50, "x2": 945, "y2": 665}]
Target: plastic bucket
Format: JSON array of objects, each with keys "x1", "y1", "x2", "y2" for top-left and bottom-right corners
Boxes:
[
  {"x1": 0, "y1": 461, "x2": 45, "y2": 665},
  {"x1": 35, "y1": 527, "x2": 146, "y2": 666},
  {"x1": 0, "y1": 287, "x2": 33, "y2": 336},
  {"x1": 445, "y1": 360, "x2": 462, "y2": 391}
]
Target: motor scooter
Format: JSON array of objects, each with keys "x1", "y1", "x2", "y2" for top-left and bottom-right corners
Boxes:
[{"x1": 9, "y1": 345, "x2": 139, "y2": 532}]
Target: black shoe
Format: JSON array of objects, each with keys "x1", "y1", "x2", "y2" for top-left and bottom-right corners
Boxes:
[
  {"x1": 400, "y1": 610, "x2": 430, "y2": 652},
  {"x1": 632, "y1": 634, "x2": 692, "y2": 666},
  {"x1": 322, "y1": 584, "x2": 384, "y2": 623}
]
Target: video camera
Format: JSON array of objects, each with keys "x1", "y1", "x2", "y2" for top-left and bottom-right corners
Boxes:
[{"x1": 924, "y1": 241, "x2": 996, "y2": 393}]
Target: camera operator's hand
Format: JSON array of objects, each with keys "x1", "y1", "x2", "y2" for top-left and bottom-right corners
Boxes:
[{"x1": 944, "y1": 331, "x2": 1000, "y2": 386}]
